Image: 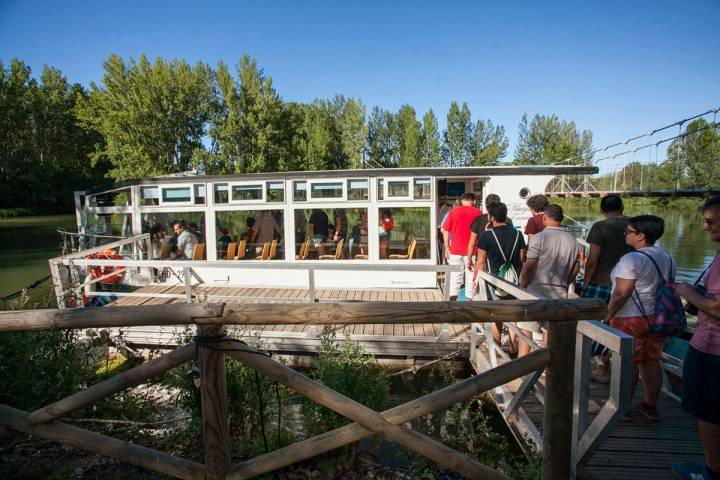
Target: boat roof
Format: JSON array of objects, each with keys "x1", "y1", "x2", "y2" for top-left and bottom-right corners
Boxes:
[{"x1": 86, "y1": 165, "x2": 598, "y2": 194}]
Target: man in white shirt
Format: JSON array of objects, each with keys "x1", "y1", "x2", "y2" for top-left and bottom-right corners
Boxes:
[{"x1": 173, "y1": 220, "x2": 197, "y2": 260}]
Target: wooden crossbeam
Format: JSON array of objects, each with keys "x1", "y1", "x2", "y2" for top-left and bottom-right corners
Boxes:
[
  {"x1": 0, "y1": 403, "x2": 206, "y2": 480},
  {"x1": 227, "y1": 348, "x2": 551, "y2": 479},
  {"x1": 0, "y1": 299, "x2": 607, "y2": 331},
  {"x1": 28, "y1": 343, "x2": 196, "y2": 424},
  {"x1": 215, "y1": 338, "x2": 538, "y2": 480}
]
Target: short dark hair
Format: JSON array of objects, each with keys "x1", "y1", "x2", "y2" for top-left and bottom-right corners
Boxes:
[
  {"x1": 544, "y1": 204, "x2": 564, "y2": 222},
  {"x1": 246, "y1": 217, "x2": 255, "y2": 228},
  {"x1": 172, "y1": 220, "x2": 186, "y2": 229},
  {"x1": 600, "y1": 194, "x2": 623, "y2": 213},
  {"x1": 527, "y1": 194, "x2": 549, "y2": 213},
  {"x1": 488, "y1": 203, "x2": 508, "y2": 223},
  {"x1": 461, "y1": 192, "x2": 476, "y2": 202},
  {"x1": 628, "y1": 215, "x2": 664, "y2": 245},
  {"x1": 702, "y1": 195, "x2": 720, "y2": 212},
  {"x1": 484, "y1": 194, "x2": 501, "y2": 209}
]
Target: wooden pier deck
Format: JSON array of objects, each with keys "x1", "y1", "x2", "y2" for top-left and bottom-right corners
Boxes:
[{"x1": 108, "y1": 284, "x2": 470, "y2": 357}]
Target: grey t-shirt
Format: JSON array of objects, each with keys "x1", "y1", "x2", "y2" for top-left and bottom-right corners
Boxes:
[
  {"x1": 526, "y1": 226, "x2": 580, "y2": 298},
  {"x1": 176, "y1": 230, "x2": 197, "y2": 259}
]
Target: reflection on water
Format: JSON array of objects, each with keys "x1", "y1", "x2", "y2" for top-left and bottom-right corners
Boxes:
[{"x1": 566, "y1": 205, "x2": 717, "y2": 284}]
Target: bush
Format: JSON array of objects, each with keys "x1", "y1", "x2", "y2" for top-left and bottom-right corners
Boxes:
[{"x1": 301, "y1": 328, "x2": 390, "y2": 436}]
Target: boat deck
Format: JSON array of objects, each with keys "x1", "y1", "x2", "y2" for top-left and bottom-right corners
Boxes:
[{"x1": 108, "y1": 284, "x2": 469, "y2": 358}]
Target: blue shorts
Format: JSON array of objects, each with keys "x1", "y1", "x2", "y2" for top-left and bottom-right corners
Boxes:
[{"x1": 682, "y1": 345, "x2": 720, "y2": 425}]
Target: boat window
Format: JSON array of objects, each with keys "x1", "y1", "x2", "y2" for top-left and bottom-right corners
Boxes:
[
  {"x1": 88, "y1": 188, "x2": 132, "y2": 207},
  {"x1": 310, "y1": 182, "x2": 343, "y2": 200},
  {"x1": 377, "y1": 178, "x2": 384, "y2": 200},
  {"x1": 387, "y1": 180, "x2": 410, "y2": 199},
  {"x1": 194, "y1": 184, "x2": 206, "y2": 205},
  {"x1": 377, "y1": 207, "x2": 431, "y2": 260},
  {"x1": 293, "y1": 181, "x2": 307, "y2": 202},
  {"x1": 347, "y1": 179, "x2": 369, "y2": 201},
  {"x1": 215, "y1": 210, "x2": 284, "y2": 260},
  {"x1": 214, "y1": 184, "x2": 229, "y2": 204},
  {"x1": 266, "y1": 181, "x2": 285, "y2": 203},
  {"x1": 86, "y1": 213, "x2": 133, "y2": 240},
  {"x1": 413, "y1": 178, "x2": 432, "y2": 200},
  {"x1": 232, "y1": 184, "x2": 263, "y2": 202},
  {"x1": 142, "y1": 212, "x2": 205, "y2": 259},
  {"x1": 141, "y1": 186, "x2": 160, "y2": 206},
  {"x1": 162, "y1": 187, "x2": 192, "y2": 203},
  {"x1": 293, "y1": 208, "x2": 368, "y2": 260}
]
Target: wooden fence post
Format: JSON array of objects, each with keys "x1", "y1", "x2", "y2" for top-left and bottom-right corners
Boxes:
[
  {"x1": 542, "y1": 320, "x2": 577, "y2": 479},
  {"x1": 198, "y1": 325, "x2": 230, "y2": 479}
]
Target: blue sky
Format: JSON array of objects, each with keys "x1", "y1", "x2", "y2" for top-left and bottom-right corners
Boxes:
[{"x1": 1, "y1": 0, "x2": 718, "y2": 169}]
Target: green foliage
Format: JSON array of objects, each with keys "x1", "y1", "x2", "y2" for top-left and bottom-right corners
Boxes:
[
  {"x1": 442, "y1": 102, "x2": 473, "y2": 167},
  {"x1": 340, "y1": 97, "x2": 368, "y2": 170},
  {"x1": 666, "y1": 118, "x2": 720, "y2": 190},
  {"x1": 420, "y1": 109, "x2": 442, "y2": 167},
  {"x1": 76, "y1": 54, "x2": 214, "y2": 180},
  {"x1": 301, "y1": 328, "x2": 390, "y2": 436},
  {"x1": 514, "y1": 113, "x2": 593, "y2": 165},
  {"x1": 366, "y1": 106, "x2": 399, "y2": 167},
  {"x1": 397, "y1": 104, "x2": 422, "y2": 167},
  {"x1": 469, "y1": 119, "x2": 508, "y2": 166}
]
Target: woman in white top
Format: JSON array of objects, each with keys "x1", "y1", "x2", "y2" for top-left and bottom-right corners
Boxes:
[{"x1": 604, "y1": 214, "x2": 675, "y2": 422}]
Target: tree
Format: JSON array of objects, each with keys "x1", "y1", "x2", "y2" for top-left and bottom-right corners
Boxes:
[
  {"x1": 469, "y1": 119, "x2": 508, "y2": 166},
  {"x1": 365, "y1": 106, "x2": 398, "y2": 167},
  {"x1": 396, "y1": 104, "x2": 422, "y2": 167},
  {"x1": 211, "y1": 55, "x2": 287, "y2": 174},
  {"x1": 666, "y1": 118, "x2": 720, "y2": 190},
  {"x1": 338, "y1": 98, "x2": 367, "y2": 170},
  {"x1": 76, "y1": 54, "x2": 214, "y2": 180},
  {"x1": 442, "y1": 101, "x2": 472, "y2": 167},
  {"x1": 513, "y1": 113, "x2": 593, "y2": 165},
  {"x1": 419, "y1": 109, "x2": 442, "y2": 167}
]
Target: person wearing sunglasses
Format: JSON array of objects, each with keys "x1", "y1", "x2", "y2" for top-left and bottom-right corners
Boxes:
[
  {"x1": 672, "y1": 195, "x2": 720, "y2": 480},
  {"x1": 604, "y1": 214, "x2": 675, "y2": 423}
]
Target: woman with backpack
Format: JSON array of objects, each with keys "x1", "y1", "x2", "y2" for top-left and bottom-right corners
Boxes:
[{"x1": 604, "y1": 214, "x2": 677, "y2": 422}]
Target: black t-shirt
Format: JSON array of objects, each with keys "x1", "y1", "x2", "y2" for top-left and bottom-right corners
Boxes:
[
  {"x1": 586, "y1": 215, "x2": 633, "y2": 287},
  {"x1": 309, "y1": 210, "x2": 329, "y2": 237},
  {"x1": 477, "y1": 225, "x2": 526, "y2": 275},
  {"x1": 471, "y1": 214, "x2": 513, "y2": 236}
]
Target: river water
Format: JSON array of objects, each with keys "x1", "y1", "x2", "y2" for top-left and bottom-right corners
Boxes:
[{"x1": 0, "y1": 208, "x2": 716, "y2": 299}]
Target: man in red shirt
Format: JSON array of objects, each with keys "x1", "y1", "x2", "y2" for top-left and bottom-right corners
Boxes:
[
  {"x1": 442, "y1": 192, "x2": 481, "y2": 300},
  {"x1": 524, "y1": 194, "x2": 549, "y2": 244}
]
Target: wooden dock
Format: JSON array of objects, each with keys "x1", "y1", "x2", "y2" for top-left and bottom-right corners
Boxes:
[{"x1": 108, "y1": 284, "x2": 470, "y2": 358}]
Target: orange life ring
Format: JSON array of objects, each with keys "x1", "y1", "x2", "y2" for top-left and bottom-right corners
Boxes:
[{"x1": 87, "y1": 248, "x2": 126, "y2": 283}]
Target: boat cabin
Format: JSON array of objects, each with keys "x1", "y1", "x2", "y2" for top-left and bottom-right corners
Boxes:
[{"x1": 74, "y1": 165, "x2": 595, "y2": 289}]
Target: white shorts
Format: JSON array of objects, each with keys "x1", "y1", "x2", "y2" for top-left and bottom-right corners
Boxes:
[{"x1": 447, "y1": 254, "x2": 470, "y2": 298}]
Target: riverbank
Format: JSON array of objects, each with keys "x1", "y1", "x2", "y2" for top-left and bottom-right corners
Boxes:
[
  {"x1": 0, "y1": 207, "x2": 73, "y2": 218},
  {"x1": 553, "y1": 196, "x2": 704, "y2": 210}
]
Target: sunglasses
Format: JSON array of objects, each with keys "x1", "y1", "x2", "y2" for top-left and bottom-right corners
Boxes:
[{"x1": 624, "y1": 227, "x2": 639, "y2": 235}]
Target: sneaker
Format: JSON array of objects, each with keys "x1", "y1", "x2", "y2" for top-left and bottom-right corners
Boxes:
[{"x1": 671, "y1": 463, "x2": 711, "y2": 480}]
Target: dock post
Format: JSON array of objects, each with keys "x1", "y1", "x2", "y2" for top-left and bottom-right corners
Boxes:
[
  {"x1": 198, "y1": 324, "x2": 230, "y2": 479},
  {"x1": 542, "y1": 320, "x2": 577, "y2": 479}
]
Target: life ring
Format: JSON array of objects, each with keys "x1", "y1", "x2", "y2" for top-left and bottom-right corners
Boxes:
[{"x1": 87, "y1": 248, "x2": 126, "y2": 283}]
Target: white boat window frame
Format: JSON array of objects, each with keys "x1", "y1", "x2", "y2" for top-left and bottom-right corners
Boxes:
[
  {"x1": 87, "y1": 186, "x2": 133, "y2": 208},
  {"x1": 308, "y1": 179, "x2": 346, "y2": 202},
  {"x1": 229, "y1": 181, "x2": 265, "y2": 204},
  {"x1": 347, "y1": 178, "x2": 370, "y2": 202},
  {"x1": 292, "y1": 180, "x2": 308, "y2": 203},
  {"x1": 383, "y1": 177, "x2": 414, "y2": 201},
  {"x1": 375, "y1": 199, "x2": 434, "y2": 263},
  {"x1": 265, "y1": 180, "x2": 286, "y2": 204}
]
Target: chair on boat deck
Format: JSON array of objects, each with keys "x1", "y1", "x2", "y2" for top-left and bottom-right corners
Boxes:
[
  {"x1": 235, "y1": 240, "x2": 247, "y2": 260},
  {"x1": 296, "y1": 240, "x2": 311, "y2": 260},
  {"x1": 224, "y1": 242, "x2": 237, "y2": 260},
  {"x1": 256, "y1": 242, "x2": 270, "y2": 260},
  {"x1": 192, "y1": 243, "x2": 206, "y2": 260},
  {"x1": 160, "y1": 243, "x2": 173, "y2": 260},
  {"x1": 389, "y1": 238, "x2": 416, "y2": 259},
  {"x1": 354, "y1": 245, "x2": 368, "y2": 260},
  {"x1": 319, "y1": 239, "x2": 344, "y2": 260},
  {"x1": 267, "y1": 239, "x2": 278, "y2": 260}
]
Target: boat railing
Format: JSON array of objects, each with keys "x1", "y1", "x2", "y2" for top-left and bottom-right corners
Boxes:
[
  {"x1": 470, "y1": 270, "x2": 633, "y2": 477},
  {"x1": 57, "y1": 229, "x2": 132, "y2": 255}
]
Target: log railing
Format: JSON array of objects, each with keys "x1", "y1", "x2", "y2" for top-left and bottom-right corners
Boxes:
[
  {"x1": 0, "y1": 299, "x2": 606, "y2": 480},
  {"x1": 471, "y1": 270, "x2": 633, "y2": 477}
]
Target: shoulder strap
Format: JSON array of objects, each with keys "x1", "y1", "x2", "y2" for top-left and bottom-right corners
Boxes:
[
  {"x1": 490, "y1": 228, "x2": 510, "y2": 262},
  {"x1": 695, "y1": 254, "x2": 719, "y2": 285},
  {"x1": 635, "y1": 249, "x2": 673, "y2": 282}
]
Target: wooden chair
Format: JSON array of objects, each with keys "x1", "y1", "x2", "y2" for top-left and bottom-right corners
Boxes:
[
  {"x1": 267, "y1": 239, "x2": 278, "y2": 260},
  {"x1": 319, "y1": 239, "x2": 344, "y2": 260},
  {"x1": 235, "y1": 240, "x2": 247, "y2": 260},
  {"x1": 224, "y1": 242, "x2": 237, "y2": 260},
  {"x1": 306, "y1": 223, "x2": 314, "y2": 241},
  {"x1": 255, "y1": 242, "x2": 270, "y2": 260},
  {"x1": 192, "y1": 243, "x2": 206, "y2": 260},
  {"x1": 389, "y1": 238, "x2": 416, "y2": 259},
  {"x1": 296, "y1": 240, "x2": 311, "y2": 260}
]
